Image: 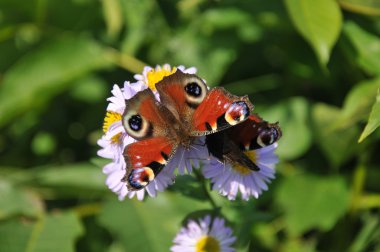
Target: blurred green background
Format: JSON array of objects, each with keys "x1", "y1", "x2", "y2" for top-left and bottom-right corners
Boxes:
[{"x1": 1, "y1": 0, "x2": 380, "y2": 251}]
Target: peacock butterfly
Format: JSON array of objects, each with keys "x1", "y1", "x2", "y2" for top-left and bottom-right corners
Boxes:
[
  {"x1": 121, "y1": 70, "x2": 254, "y2": 190},
  {"x1": 206, "y1": 114, "x2": 282, "y2": 170}
]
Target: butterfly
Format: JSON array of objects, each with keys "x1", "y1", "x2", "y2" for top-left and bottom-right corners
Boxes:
[
  {"x1": 205, "y1": 114, "x2": 282, "y2": 170},
  {"x1": 121, "y1": 70, "x2": 254, "y2": 190}
]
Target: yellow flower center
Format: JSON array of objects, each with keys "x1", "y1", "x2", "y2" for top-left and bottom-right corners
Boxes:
[
  {"x1": 146, "y1": 67, "x2": 177, "y2": 90},
  {"x1": 232, "y1": 150, "x2": 257, "y2": 175},
  {"x1": 103, "y1": 111, "x2": 122, "y2": 133},
  {"x1": 196, "y1": 236, "x2": 220, "y2": 252},
  {"x1": 111, "y1": 132, "x2": 122, "y2": 144}
]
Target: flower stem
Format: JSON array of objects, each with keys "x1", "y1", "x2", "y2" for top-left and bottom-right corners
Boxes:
[
  {"x1": 73, "y1": 203, "x2": 102, "y2": 217},
  {"x1": 358, "y1": 194, "x2": 380, "y2": 209},
  {"x1": 349, "y1": 153, "x2": 369, "y2": 215},
  {"x1": 193, "y1": 168, "x2": 219, "y2": 210}
]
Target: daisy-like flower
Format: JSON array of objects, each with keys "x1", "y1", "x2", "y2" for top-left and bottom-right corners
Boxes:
[
  {"x1": 98, "y1": 64, "x2": 205, "y2": 200},
  {"x1": 171, "y1": 215, "x2": 236, "y2": 252},
  {"x1": 134, "y1": 64, "x2": 198, "y2": 94},
  {"x1": 97, "y1": 82, "x2": 145, "y2": 163},
  {"x1": 202, "y1": 143, "x2": 279, "y2": 201}
]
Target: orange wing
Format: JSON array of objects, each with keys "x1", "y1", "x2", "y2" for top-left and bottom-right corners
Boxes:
[
  {"x1": 123, "y1": 137, "x2": 176, "y2": 191},
  {"x1": 192, "y1": 88, "x2": 253, "y2": 134}
]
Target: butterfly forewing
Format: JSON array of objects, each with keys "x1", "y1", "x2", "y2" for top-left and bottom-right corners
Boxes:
[{"x1": 191, "y1": 88, "x2": 253, "y2": 135}]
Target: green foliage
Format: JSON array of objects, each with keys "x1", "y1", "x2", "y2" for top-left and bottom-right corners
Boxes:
[
  {"x1": 98, "y1": 194, "x2": 209, "y2": 251},
  {"x1": 0, "y1": 211, "x2": 83, "y2": 252},
  {"x1": 0, "y1": 36, "x2": 111, "y2": 127},
  {"x1": 0, "y1": 180, "x2": 43, "y2": 220},
  {"x1": 343, "y1": 21, "x2": 380, "y2": 75},
  {"x1": 277, "y1": 174, "x2": 350, "y2": 235},
  {"x1": 359, "y1": 91, "x2": 380, "y2": 142},
  {"x1": 284, "y1": 0, "x2": 342, "y2": 66},
  {"x1": 261, "y1": 97, "x2": 312, "y2": 160},
  {"x1": 313, "y1": 103, "x2": 359, "y2": 168},
  {"x1": 0, "y1": 0, "x2": 380, "y2": 251}
]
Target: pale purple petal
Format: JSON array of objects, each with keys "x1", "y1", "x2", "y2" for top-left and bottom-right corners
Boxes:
[
  {"x1": 171, "y1": 215, "x2": 236, "y2": 252},
  {"x1": 202, "y1": 143, "x2": 279, "y2": 201}
]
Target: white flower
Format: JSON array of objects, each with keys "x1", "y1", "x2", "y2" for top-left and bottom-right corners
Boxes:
[
  {"x1": 202, "y1": 143, "x2": 279, "y2": 201},
  {"x1": 97, "y1": 82, "x2": 146, "y2": 162},
  {"x1": 171, "y1": 215, "x2": 236, "y2": 252}
]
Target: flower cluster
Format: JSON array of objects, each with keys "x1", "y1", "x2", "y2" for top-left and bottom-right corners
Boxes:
[{"x1": 97, "y1": 64, "x2": 279, "y2": 201}]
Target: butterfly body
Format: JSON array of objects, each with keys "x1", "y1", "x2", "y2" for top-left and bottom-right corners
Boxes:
[{"x1": 121, "y1": 70, "x2": 254, "y2": 190}]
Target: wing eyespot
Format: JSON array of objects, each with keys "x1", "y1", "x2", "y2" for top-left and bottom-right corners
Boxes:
[
  {"x1": 128, "y1": 115, "x2": 142, "y2": 131},
  {"x1": 122, "y1": 111, "x2": 151, "y2": 140},
  {"x1": 224, "y1": 101, "x2": 250, "y2": 126},
  {"x1": 258, "y1": 128, "x2": 279, "y2": 147},
  {"x1": 127, "y1": 167, "x2": 155, "y2": 190},
  {"x1": 185, "y1": 82, "x2": 202, "y2": 97},
  {"x1": 183, "y1": 77, "x2": 207, "y2": 107}
]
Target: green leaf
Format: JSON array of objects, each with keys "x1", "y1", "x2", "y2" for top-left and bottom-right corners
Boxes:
[
  {"x1": 334, "y1": 78, "x2": 380, "y2": 129},
  {"x1": 284, "y1": 0, "x2": 342, "y2": 65},
  {"x1": 101, "y1": 0, "x2": 123, "y2": 39},
  {"x1": 260, "y1": 97, "x2": 312, "y2": 160},
  {"x1": 0, "y1": 36, "x2": 111, "y2": 128},
  {"x1": 31, "y1": 132, "x2": 56, "y2": 156},
  {"x1": 0, "y1": 211, "x2": 83, "y2": 252},
  {"x1": 349, "y1": 214, "x2": 379, "y2": 252},
  {"x1": 223, "y1": 74, "x2": 280, "y2": 96},
  {"x1": 359, "y1": 90, "x2": 380, "y2": 142},
  {"x1": 35, "y1": 163, "x2": 107, "y2": 191},
  {"x1": 98, "y1": 193, "x2": 209, "y2": 252},
  {"x1": 343, "y1": 22, "x2": 380, "y2": 75},
  {"x1": 168, "y1": 175, "x2": 208, "y2": 201},
  {"x1": 0, "y1": 180, "x2": 44, "y2": 220},
  {"x1": 280, "y1": 238, "x2": 317, "y2": 252},
  {"x1": 312, "y1": 103, "x2": 359, "y2": 168},
  {"x1": 69, "y1": 75, "x2": 108, "y2": 103},
  {"x1": 120, "y1": 0, "x2": 156, "y2": 54},
  {"x1": 339, "y1": 0, "x2": 380, "y2": 16},
  {"x1": 276, "y1": 174, "x2": 349, "y2": 235}
]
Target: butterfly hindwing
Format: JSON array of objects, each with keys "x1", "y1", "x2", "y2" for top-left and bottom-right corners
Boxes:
[
  {"x1": 191, "y1": 87, "x2": 253, "y2": 134},
  {"x1": 228, "y1": 114, "x2": 282, "y2": 151},
  {"x1": 122, "y1": 137, "x2": 176, "y2": 190},
  {"x1": 206, "y1": 114, "x2": 282, "y2": 172}
]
